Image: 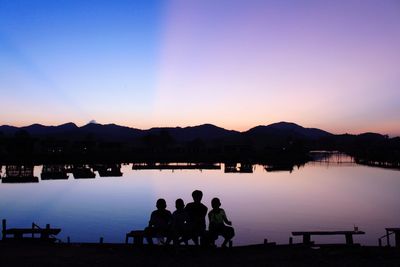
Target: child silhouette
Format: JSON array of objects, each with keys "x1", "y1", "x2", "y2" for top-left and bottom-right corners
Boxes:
[
  {"x1": 168, "y1": 198, "x2": 188, "y2": 245},
  {"x1": 208, "y1": 197, "x2": 235, "y2": 247},
  {"x1": 144, "y1": 198, "x2": 172, "y2": 245}
]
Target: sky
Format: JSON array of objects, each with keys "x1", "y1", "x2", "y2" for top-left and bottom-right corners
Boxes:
[{"x1": 0, "y1": 0, "x2": 399, "y2": 136}]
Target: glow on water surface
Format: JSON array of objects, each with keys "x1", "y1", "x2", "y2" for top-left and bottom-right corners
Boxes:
[{"x1": 0, "y1": 157, "x2": 399, "y2": 246}]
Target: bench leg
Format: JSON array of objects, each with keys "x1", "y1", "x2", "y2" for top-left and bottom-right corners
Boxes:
[
  {"x1": 2, "y1": 219, "x2": 6, "y2": 241},
  {"x1": 345, "y1": 234, "x2": 353, "y2": 245},
  {"x1": 15, "y1": 233, "x2": 23, "y2": 239},
  {"x1": 395, "y1": 232, "x2": 400, "y2": 248},
  {"x1": 134, "y1": 236, "x2": 144, "y2": 245},
  {"x1": 303, "y1": 234, "x2": 311, "y2": 245},
  {"x1": 387, "y1": 230, "x2": 391, "y2": 247},
  {"x1": 41, "y1": 234, "x2": 50, "y2": 239}
]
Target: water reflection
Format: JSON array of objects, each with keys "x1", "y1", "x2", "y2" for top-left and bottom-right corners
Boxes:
[
  {"x1": 0, "y1": 154, "x2": 399, "y2": 246},
  {"x1": 224, "y1": 162, "x2": 254, "y2": 173},
  {"x1": 264, "y1": 164, "x2": 295, "y2": 173},
  {"x1": 310, "y1": 151, "x2": 355, "y2": 164},
  {"x1": 2, "y1": 165, "x2": 38, "y2": 183},
  {"x1": 72, "y1": 164, "x2": 96, "y2": 179},
  {"x1": 93, "y1": 164, "x2": 123, "y2": 177},
  {"x1": 132, "y1": 162, "x2": 221, "y2": 170},
  {"x1": 41, "y1": 165, "x2": 69, "y2": 180},
  {"x1": 0, "y1": 153, "x2": 391, "y2": 184}
]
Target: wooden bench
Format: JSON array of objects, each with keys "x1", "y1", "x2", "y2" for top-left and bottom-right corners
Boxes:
[
  {"x1": 125, "y1": 230, "x2": 146, "y2": 245},
  {"x1": 2, "y1": 219, "x2": 61, "y2": 242},
  {"x1": 125, "y1": 230, "x2": 211, "y2": 246},
  {"x1": 292, "y1": 230, "x2": 365, "y2": 245},
  {"x1": 125, "y1": 230, "x2": 173, "y2": 245}
]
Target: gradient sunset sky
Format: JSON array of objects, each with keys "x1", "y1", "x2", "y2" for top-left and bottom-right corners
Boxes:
[{"x1": 1, "y1": 0, "x2": 399, "y2": 135}]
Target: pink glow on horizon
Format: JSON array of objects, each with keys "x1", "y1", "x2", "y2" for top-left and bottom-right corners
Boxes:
[{"x1": 151, "y1": 0, "x2": 400, "y2": 136}]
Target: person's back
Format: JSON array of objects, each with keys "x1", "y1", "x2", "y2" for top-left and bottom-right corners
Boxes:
[
  {"x1": 145, "y1": 198, "x2": 172, "y2": 245},
  {"x1": 185, "y1": 202, "x2": 207, "y2": 230},
  {"x1": 208, "y1": 197, "x2": 235, "y2": 247},
  {"x1": 171, "y1": 199, "x2": 187, "y2": 231},
  {"x1": 149, "y1": 209, "x2": 172, "y2": 231},
  {"x1": 185, "y1": 190, "x2": 208, "y2": 245},
  {"x1": 208, "y1": 207, "x2": 226, "y2": 228},
  {"x1": 169, "y1": 198, "x2": 188, "y2": 245}
]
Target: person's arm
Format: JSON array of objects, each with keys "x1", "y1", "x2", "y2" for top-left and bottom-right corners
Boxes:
[
  {"x1": 221, "y1": 209, "x2": 232, "y2": 226},
  {"x1": 148, "y1": 211, "x2": 155, "y2": 227},
  {"x1": 208, "y1": 211, "x2": 216, "y2": 228},
  {"x1": 202, "y1": 204, "x2": 208, "y2": 217},
  {"x1": 167, "y1": 211, "x2": 173, "y2": 225}
]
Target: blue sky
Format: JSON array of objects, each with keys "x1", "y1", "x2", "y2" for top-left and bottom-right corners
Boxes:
[{"x1": 1, "y1": 0, "x2": 164, "y2": 124}]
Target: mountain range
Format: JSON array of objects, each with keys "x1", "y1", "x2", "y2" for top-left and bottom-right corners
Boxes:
[{"x1": 0, "y1": 121, "x2": 339, "y2": 143}]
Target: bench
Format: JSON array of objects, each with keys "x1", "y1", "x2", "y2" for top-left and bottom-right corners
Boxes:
[
  {"x1": 125, "y1": 230, "x2": 173, "y2": 245},
  {"x1": 292, "y1": 230, "x2": 365, "y2": 245},
  {"x1": 125, "y1": 230, "x2": 146, "y2": 245},
  {"x1": 125, "y1": 230, "x2": 232, "y2": 247},
  {"x1": 384, "y1": 228, "x2": 400, "y2": 247},
  {"x1": 2, "y1": 219, "x2": 61, "y2": 242}
]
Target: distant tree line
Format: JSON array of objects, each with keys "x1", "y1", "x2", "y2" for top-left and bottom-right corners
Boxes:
[{"x1": 0, "y1": 129, "x2": 309, "y2": 165}]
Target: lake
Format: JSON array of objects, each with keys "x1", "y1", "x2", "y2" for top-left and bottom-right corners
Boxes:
[{"x1": 0, "y1": 154, "x2": 399, "y2": 246}]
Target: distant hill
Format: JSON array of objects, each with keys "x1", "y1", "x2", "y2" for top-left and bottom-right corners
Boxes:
[
  {"x1": 0, "y1": 125, "x2": 19, "y2": 136},
  {"x1": 21, "y1": 123, "x2": 79, "y2": 136},
  {"x1": 0, "y1": 122, "x2": 241, "y2": 143},
  {"x1": 246, "y1": 122, "x2": 332, "y2": 140},
  {"x1": 146, "y1": 124, "x2": 240, "y2": 142},
  {"x1": 79, "y1": 123, "x2": 142, "y2": 142}
]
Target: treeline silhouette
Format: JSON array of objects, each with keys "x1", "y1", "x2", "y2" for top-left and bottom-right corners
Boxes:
[{"x1": 0, "y1": 122, "x2": 398, "y2": 168}]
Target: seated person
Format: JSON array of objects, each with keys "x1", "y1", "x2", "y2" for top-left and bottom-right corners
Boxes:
[
  {"x1": 144, "y1": 198, "x2": 172, "y2": 245},
  {"x1": 208, "y1": 197, "x2": 235, "y2": 247},
  {"x1": 185, "y1": 190, "x2": 208, "y2": 245},
  {"x1": 168, "y1": 198, "x2": 189, "y2": 245}
]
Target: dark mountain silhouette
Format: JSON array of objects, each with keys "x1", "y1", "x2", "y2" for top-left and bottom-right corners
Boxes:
[
  {"x1": 146, "y1": 124, "x2": 240, "y2": 142},
  {"x1": 246, "y1": 122, "x2": 332, "y2": 140},
  {"x1": 21, "y1": 123, "x2": 79, "y2": 135},
  {"x1": 79, "y1": 123, "x2": 142, "y2": 142},
  {"x1": 0, "y1": 122, "x2": 241, "y2": 143},
  {"x1": 0, "y1": 121, "x2": 395, "y2": 144},
  {"x1": 0, "y1": 125, "x2": 19, "y2": 136}
]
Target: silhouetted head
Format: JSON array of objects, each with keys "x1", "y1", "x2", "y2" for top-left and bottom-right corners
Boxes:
[
  {"x1": 156, "y1": 198, "x2": 167, "y2": 210},
  {"x1": 175, "y1": 198, "x2": 185, "y2": 210},
  {"x1": 192, "y1": 190, "x2": 203, "y2": 203},
  {"x1": 211, "y1": 198, "x2": 221, "y2": 209}
]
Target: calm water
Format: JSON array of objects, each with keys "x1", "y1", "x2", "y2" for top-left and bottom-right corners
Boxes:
[{"x1": 0, "y1": 155, "x2": 399, "y2": 246}]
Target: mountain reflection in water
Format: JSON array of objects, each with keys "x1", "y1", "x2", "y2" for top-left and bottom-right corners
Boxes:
[{"x1": 0, "y1": 153, "x2": 398, "y2": 246}]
